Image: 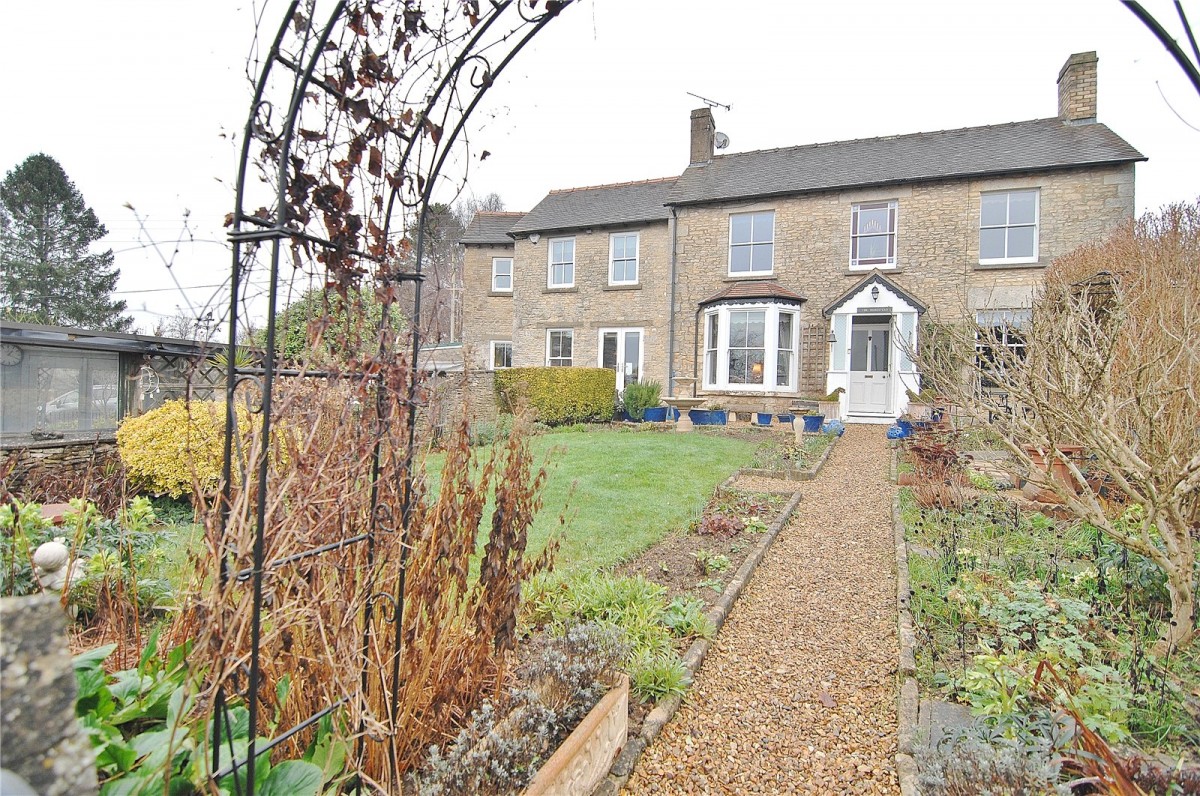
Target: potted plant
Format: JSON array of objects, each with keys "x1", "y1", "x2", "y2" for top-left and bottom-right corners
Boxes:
[
  {"x1": 755, "y1": 406, "x2": 773, "y2": 426},
  {"x1": 622, "y1": 380, "x2": 662, "y2": 422},
  {"x1": 799, "y1": 412, "x2": 823, "y2": 433},
  {"x1": 818, "y1": 387, "x2": 844, "y2": 421},
  {"x1": 689, "y1": 402, "x2": 727, "y2": 426}
]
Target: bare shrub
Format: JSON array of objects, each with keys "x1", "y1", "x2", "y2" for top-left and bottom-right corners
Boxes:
[{"x1": 917, "y1": 201, "x2": 1200, "y2": 650}]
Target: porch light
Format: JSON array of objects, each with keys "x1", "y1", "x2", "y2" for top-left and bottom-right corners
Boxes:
[
  {"x1": 870, "y1": 285, "x2": 880, "y2": 302},
  {"x1": 827, "y1": 330, "x2": 837, "y2": 343}
]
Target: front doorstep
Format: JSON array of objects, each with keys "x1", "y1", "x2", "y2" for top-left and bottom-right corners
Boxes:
[
  {"x1": 523, "y1": 674, "x2": 629, "y2": 796},
  {"x1": 845, "y1": 413, "x2": 896, "y2": 425}
]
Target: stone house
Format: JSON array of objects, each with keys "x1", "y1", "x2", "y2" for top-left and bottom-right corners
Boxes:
[{"x1": 460, "y1": 52, "x2": 1143, "y2": 422}]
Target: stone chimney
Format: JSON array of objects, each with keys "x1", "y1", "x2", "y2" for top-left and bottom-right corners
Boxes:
[
  {"x1": 1058, "y1": 51, "x2": 1098, "y2": 124},
  {"x1": 690, "y1": 107, "x2": 714, "y2": 165}
]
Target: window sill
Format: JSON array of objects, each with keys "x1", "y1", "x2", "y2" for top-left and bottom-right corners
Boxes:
[
  {"x1": 603, "y1": 283, "x2": 641, "y2": 292},
  {"x1": 487, "y1": 291, "x2": 513, "y2": 298},
  {"x1": 723, "y1": 274, "x2": 776, "y2": 283},
  {"x1": 845, "y1": 266, "x2": 903, "y2": 276},
  {"x1": 542, "y1": 286, "x2": 578, "y2": 294},
  {"x1": 974, "y1": 261, "x2": 1044, "y2": 271}
]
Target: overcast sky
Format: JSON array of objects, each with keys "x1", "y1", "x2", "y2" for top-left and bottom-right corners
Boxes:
[{"x1": 1, "y1": 0, "x2": 1197, "y2": 334}]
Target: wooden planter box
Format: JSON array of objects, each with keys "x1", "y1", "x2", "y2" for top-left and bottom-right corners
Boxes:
[{"x1": 523, "y1": 674, "x2": 629, "y2": 796}]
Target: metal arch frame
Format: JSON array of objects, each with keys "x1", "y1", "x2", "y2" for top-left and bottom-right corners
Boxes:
[{"x1": 217, "y1": 2, "x2": 571, "y2": 792}]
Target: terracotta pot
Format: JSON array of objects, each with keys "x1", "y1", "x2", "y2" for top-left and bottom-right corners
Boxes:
[{"x1": 1022, "y1": 445, "x2": 1084, "y2": 493}]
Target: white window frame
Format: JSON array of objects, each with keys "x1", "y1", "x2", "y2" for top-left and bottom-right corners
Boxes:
[
  {"x1": 491, "y1": 257, "x2": 513, "y2": 293},
  {"x1": 979, "y1": 189, "x2": 1039, "y2": 265},
  {"x1": 546, "y1": 328, "x2": 573, "y2": 367},
  {"x1": 547, "y1": 237, "x2": 575, "y2": 288},
  {"x1": 490, "y1": 340, "x2": 512, "y2": 370},
  {"x1": 974, "y1": 309, "x2": 1031, "y2": 388},
  {"x1": 728, "y1": 211, "x2": 775, "y2": 276},
  {"x1": 608, "y1": 232, "x2": 639, "y2": 285},
  {"x1": 702, "y1": 303, "x2": 799, "y2": 392},
  {"x1": 849, "y1": 200, "x2": 898, "y2": 269}
]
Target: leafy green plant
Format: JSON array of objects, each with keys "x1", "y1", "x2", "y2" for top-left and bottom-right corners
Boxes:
[
  {"x1": 661, "y1": 597, "x2": 715, "y2": 639},
  {"x1": 697, "y1": 578, "x2": 724, "y2": 593},
  {"x1": 521, "y1": 572, "x2": 699, "y2": 703},
  {"x1": 694, "y1": 549, "x2": 730, "y2": 575},
  {"x1": 73, "y1": 636, "x2": 337, "y2": 795},
  {"x1": 494, "y1": 367, "x2": 616, "y2": 425},
  {"x1": 621, "y1": 380, "x2": 661, "y2": 421},
  {"x1": 966, "y1": 469, "x2": 996, "y2": 491},
  {"x1": 629, "y1": 649, "x2": 691, "y2": 702},
  {"x1": 116, "y1": 399, "x2": 246, "y2": 498}
]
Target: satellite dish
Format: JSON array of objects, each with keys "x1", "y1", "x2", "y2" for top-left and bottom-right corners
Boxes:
[{"x1": 714, "y1": 131, "x2": 730, "y2": 150}]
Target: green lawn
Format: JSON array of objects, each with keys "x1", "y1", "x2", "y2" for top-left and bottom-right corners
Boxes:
[{"x1": 423, "y1": 429, "x2": 758, "y2": 571}]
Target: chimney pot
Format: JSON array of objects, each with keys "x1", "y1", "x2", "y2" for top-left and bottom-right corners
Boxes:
[
  {"x1": 1058, "y1": 51, "x2": 1098, "y2": 124},
  {"x1": 689, "y1": 107, "x2": 715, "y2": 165}
]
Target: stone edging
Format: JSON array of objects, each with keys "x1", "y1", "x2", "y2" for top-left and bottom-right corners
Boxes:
[
  {"x1": 892, "y1": 492, "x2": 919, "y2": 796},
  {"x1": 593, "y1": 490, "x2": 805, "y2": 796},
  {"x1": 733, "y1": 434, "x2": 837, "y2": 483}
]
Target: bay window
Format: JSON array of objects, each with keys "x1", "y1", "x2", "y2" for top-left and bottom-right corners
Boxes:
[{"x1": 702, "y1": 303, "x2": 799, "y2": 391}]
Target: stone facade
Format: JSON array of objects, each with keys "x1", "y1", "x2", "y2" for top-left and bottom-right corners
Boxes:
[
  {"x1": 460, "y1": 52, "x2": 1139, "y2": 420},
  {"x1": 462, "y1": 240, "x2": 517, "y2": 371},
  {"x1": 510, "y1": 221, "x2": 672, "y2": 386},
  {"x1": 671, "y1": 163, "x2": 1135, "y2": 411}
]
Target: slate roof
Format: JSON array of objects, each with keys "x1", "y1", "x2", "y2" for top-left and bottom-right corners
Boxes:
[
  {"x1": 459, "y1": 211, "x2": 524, "y2": 245},
  {"x1": 699, "y1": 281, "x2": 807, "y2": 308},
  {"x1": 668, "y1": 118, "x2": 1145, "y2": 206},
  {"x1": 509, "y1": 178, "x2": 676, "y2": 235}
]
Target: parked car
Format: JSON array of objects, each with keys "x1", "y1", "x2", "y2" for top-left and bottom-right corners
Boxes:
[{"x1": 42, "y1": 385, "x2": 118, "y2": 425}]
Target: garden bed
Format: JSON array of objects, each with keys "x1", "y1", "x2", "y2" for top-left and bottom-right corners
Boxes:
[{"x1": 896, "y1": 473, "x2": 1200, "y2": 791}]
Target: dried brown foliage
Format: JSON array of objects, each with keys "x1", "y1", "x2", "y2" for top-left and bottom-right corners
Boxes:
[
  {"x1": 906, "y1": 430, "x2": 968, "y2": 510},
  {"x1": 917, "y1": 201, "x2": 1200, "y2": 650},
  {"x1": 166, "y1": 358, "x2": 552, "y2": 789}
]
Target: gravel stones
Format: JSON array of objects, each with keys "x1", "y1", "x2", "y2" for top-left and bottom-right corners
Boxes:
[{"x1": 625, "y1": 426, "x2": 900, "y2": 794}]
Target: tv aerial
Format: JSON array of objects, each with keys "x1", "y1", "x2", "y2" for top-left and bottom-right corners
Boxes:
[{"x1": 686, "y1": 92, "x2": 730, "y2": 112}]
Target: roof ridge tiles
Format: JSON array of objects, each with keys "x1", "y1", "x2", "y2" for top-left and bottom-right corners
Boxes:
[
  {"x1": 473, "y1": 210, "x2": 526, "y2": 216},
  {"x1": 547, "y1": 176, "x2": 677, "y2": 195},
  {"x1": 711, "y1": 117, "x2": 1065, "y2": 160}
]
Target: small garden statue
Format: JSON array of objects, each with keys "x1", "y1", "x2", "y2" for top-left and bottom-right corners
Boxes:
[{"x1": 32, "y1": 538, "x2": 85, "y2": 592}]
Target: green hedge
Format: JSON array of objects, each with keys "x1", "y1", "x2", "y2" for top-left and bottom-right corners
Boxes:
[{"x1": 495, "y1": 367, "x2": 615, "y2": 425}]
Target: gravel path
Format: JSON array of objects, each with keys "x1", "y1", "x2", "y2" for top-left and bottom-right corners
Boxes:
[{"x1": 626, "y1": 426, "x2": 899, "y2": 794}]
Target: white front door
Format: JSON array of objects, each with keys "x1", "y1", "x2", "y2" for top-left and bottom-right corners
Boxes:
[
  {"x1": 848, "y1": 317, "x2": 891, "y2": 414},
  {"x1": 599, "y1": 328, "x2": 643, "y2": 393}
]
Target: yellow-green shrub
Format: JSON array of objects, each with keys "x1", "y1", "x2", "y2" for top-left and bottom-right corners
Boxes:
[
  {"x1": 494, "y1": 368, "x2": 615, "y2": 425},
  {"x1": 117, "y1": 399, "x2": 245, "y2": 498}
]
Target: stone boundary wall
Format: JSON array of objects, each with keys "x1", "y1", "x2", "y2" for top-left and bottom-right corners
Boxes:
[
  {"x1": 0, "y1": 437, "x2": 118, "y2": 494},
  {"x1": 0, "y1": 594, "x2": 98, "y2": 795}
]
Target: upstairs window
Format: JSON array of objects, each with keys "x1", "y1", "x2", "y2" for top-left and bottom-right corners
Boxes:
[
  {"x1": 491, "y1": 257, "x2": 513, "y2": 292},
  {"x1": 609, "y1": 233, "x2": 639, "y2": 285},
  {"x1": 980, "y1": 190, "x2": 1039, "y2": 264},
  {"x1": 546, "y1": 329, "x2": 573, "y2": 367},
  {"x1": 548, "y1": 238, "x2": 575, "y2": 288},
  {"x1": 850, "y1": 201, "x2": 897, "y2": 269},
  {"x1": 729, "y1": 211, "x2": 774, "y2": 275}
]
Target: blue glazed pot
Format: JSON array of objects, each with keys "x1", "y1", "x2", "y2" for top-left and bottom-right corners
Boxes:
[
  {"x1": 642, "y1": 406, "x2": 668, "y2": 422},
  {"x1": 777, "y1": 413, "x2": 797, "y2": 425},
  {"x1": 801, "y1": 414, "x2": 823, "y2": 433},
  {"x1": 689, "y1": 409, "x2": 727, "y2": 426},
  {"x1": 755, "y1": 412, "x2": 773, "y2": 426}
]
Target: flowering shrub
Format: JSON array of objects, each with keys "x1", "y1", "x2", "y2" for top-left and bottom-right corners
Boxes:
[{"x1": 116, "y1": 400, "x2": 245, "y2": 498}]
